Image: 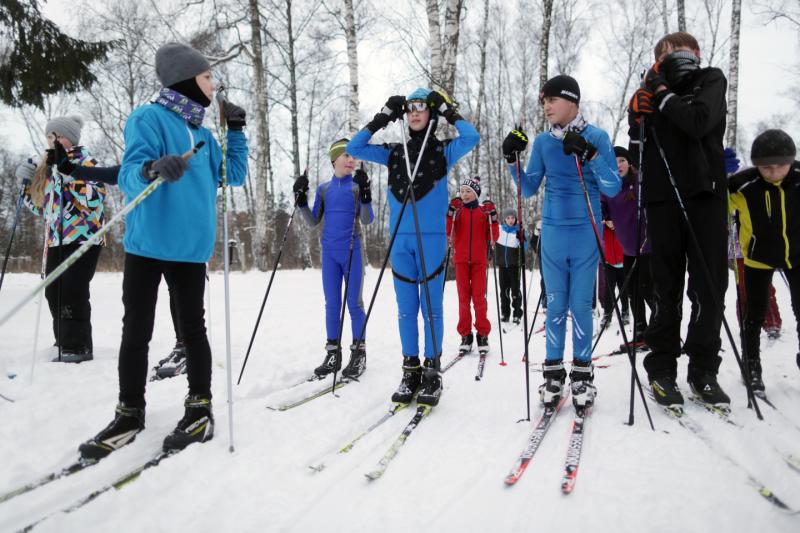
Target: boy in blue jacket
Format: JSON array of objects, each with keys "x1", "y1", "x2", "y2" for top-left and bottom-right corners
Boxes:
[
  {"x1": 293, "y1": 139, "x2": 374, "y2": 378},
  {"x1": 80, "y1": 43, "x2": 248, "y2": 459},
  {"x1": 503, "y1": 75, "x2": 621, "y2": 409},
  {"x1": 347, "y1": 88, "x2": 479, "y2": 406}
]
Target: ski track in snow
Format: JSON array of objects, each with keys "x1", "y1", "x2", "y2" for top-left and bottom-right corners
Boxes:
[{"x1": 1, "y1": 269, "x2": 799, "y2": 532}]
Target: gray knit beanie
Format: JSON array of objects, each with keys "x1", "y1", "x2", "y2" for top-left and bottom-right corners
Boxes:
[
  {"x1": 45, "y1": 115, "x2": 84, "y2": 145},
  {"x1": 155, "y1": 43, "x2": 212, "y2": 87},
  {"x1": 502, "y1": 208, "x2": 517, "y2": 221}
]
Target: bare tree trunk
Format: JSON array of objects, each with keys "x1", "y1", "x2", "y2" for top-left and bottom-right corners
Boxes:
[
  {"x1": 427, "y1": 0, "x2": 444, "y2": 89},
  {"x1": 286, "y1": 0, "x2": 301, "y2": 176},
  {"x1": 470, "y1": 0, "x2": 491, "y2": 174},
  {"x1": 535, "y1": 0, "x2": 554, "y2": 134},
  {"x1": 249, "y1": 0, "x2": 275, "y2": 270},
  {"x1": 440, "y1": 0, "x2": 465, "y2": 96},
  {"x1": 726, "y1": 0, "x2": 742, "y2": 149},
  {"x1": 661, "y1": 0, "x2": 669, "y2": 33},
  {"x1": 677, "y1": 0, "x2": 686, "y2": 31},
  {"x1": 344, "y1": 0, "x2": 360, "y2": 133}
]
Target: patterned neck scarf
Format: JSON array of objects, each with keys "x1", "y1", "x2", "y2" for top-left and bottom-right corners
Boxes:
[
  {"x1": 549, "y1": 112, "x2": 588, "y2": 140},
  {"x1": 155, "y1": 87, "x2": 205, "y2": 126}
]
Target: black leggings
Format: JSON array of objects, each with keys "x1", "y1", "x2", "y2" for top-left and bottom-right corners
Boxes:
[
  {"x1": 118, "y1": 253, "x2": 211, "y2": 408},
  {"x1": 743, "y1": 266, "x2": 800, "y2": 361}
]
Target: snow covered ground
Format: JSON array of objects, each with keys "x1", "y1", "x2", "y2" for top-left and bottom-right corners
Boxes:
[{"x1": 1, "y1": 267, "x2": 799, "y2": 532}]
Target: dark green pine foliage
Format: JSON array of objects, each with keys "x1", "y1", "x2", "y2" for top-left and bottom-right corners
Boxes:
[{"x1": 0, "y1": 0, "x2": 113, "y2": 108}]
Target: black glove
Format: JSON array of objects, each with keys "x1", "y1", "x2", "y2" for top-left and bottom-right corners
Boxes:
[
  {"x1": 562, "y1": 131, "x2": 597, "y2": 163},
  {"x1": 353, "y1": 168, "x2": 371, "y2": 203},
  {"x1": 427, "y1": 90, "x2": 462, "y2": 124},
  {"x1": 45, "y1": 148, "x2": 55, "y2": 166},
  {"x1": 502, "y1": 128, "x2": 529, "y2": 163},
  {"x1": 143, "y1": 155, "x2": 189, "y2": 182},
  {"x1": 53, "y1": 139, "x2": 76, "y2": 175},
  {"x1": 223, "y1": 100, "x2": 247, "y2": 130},
  {"x1": 293, "y1": 171, "x2": 309, "y2": 207},
  {"x1": 366, "y1": 95, "x2": 406, "y2": 133},
  {"x1": 15, "y1": 159, "x2": 36, "y2": 185},
  {"x1": 642, "y1": 63, "x2": 668, "y2": 94}
]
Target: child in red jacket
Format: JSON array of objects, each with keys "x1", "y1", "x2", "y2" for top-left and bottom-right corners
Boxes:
[{"x1": 446, "y1": 176, "x2": 499, "y2": 355}]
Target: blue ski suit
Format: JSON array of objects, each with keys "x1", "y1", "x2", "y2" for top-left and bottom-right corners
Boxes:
[
  {"x1": 510, "y1": 125, "x2": 620, "y2": 362},
  {"x1": 348, "y1": 119, "x2": 479, "y2": 358},
  {"x1": 300, "y1": 173, "x2": 374, "y2": 341}
]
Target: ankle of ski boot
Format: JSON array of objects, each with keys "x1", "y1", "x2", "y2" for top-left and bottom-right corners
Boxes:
[
  {"x1": 423, "y1": 357, "x2": 441, "y2": 372},
  {"x1": 402, "y1": 356, "x2": 422, "y2": 371},
  {"x1": 569, "y1": 360, "x2": 594, "y2": 383},
  {"x1": 542, "y1": 360, "x2": 566, "y2": 381}
]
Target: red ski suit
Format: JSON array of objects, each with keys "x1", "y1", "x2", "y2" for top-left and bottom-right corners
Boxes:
[{"x1": 446, "y1": 198, "x2": 499, "y2": 337}]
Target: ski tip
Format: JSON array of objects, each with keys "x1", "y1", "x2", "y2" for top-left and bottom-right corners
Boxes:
[
  {"x1": 499, "y1": 362, "x2": 508, "y2": 366},
  {"x1": 474, "y1": 375, "x2": 481, "y2": 381},
  {"x1": 504, "y1": 476, "x2": 518, "y2": 486},
  {"x1": 365, "y1": 472, "x2": 382, "y2": 482},
  {"x1": 308, "y1": 464, "x2": 325, "y2": 473}
]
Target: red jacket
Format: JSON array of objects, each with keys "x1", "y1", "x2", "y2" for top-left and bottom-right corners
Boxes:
[
  {"x1": 603, "y1": 224, "x2": 624, "y2": 266},
  {"x1": 446, "y1": 198, "x2": 499, "y2": 264}
]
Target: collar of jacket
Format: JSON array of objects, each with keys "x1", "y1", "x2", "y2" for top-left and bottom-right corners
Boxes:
[
  {"x1": 501, "y1": 223, "x2": 517, "y2": 233},
  {"x1": 463, "y1": 199, "x2": 479, "y2": 209}
]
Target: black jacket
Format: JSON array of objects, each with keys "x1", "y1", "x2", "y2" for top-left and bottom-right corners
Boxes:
[
  {"x1": 729, "y1": 162, "x2": 800, "y2": 270},
  {"x1": 629, "y1": 67, "x2": 728, "y2": 204}
]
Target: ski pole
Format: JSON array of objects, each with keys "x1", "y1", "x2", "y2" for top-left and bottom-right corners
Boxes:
[
  {"x1": 0, "y1": 142, "x2": 206, "y2": 331},
  {"x1": 56, "y1": 164, "x2": 64, "y2": 362},
  {"x1": 0, "y1": 179, "x2": 29, "y2": 296},
  {"x1": 217, "y1": 94, "x2": 235, "y2": 453},
  {"x1": 514, "y1": 149, "x2": 532, "y2": 422},
  {"x1": 30, "y1": 222, "x2": 49, "y2": 384},
  {"x1": 492, "y1": 255, "x2": 506, "y2": 365},
  {"x1": 442, "y1": 245, "x2": 451, "y2": 290},
  {"x1": 650, "y1": 128, "x2": 762, "y2": 420},
  {"x1": 237, "y1": 203, "x2": 297, "y2": 384},
  {"x1": 572, "y1": 154, "x2": 654, "y2": 430}
]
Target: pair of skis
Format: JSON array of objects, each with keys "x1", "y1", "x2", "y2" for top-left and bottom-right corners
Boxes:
[{"x1": 504, "y1": 393, "x2": 590, "y2": 494}]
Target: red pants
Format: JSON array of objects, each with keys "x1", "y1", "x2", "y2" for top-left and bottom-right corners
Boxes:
[
  {"x1": 455, "y1": 262, "x2": 490, "y2": 336},
  {"x1": 736, "y1": 258, "x2": 781, "y2": 331}
]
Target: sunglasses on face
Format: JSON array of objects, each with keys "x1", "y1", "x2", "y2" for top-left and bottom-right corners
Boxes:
[{"x1": 406, "y1": 100, "x2": 428, "y2": 113}]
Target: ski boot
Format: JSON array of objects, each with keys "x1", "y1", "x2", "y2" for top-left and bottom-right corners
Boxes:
[
  {"x1": 342, "y1": 341, "x2": 367, "y2": 379},
  {"x1": 459, "y1": 333, "x2": 474, "y2": 355},
  {"x1": 152, "y1": 341, "x2": 187, "y2": 380},
  {"x1": 766, "y1": 328, "x2": 781, "y2": 341},
  {"x1": 650, "y1": 376, "x2": 684, "y2": 411},
  {"x1": 79, "y1": 403, "x2": 145, "y2": 461},
  {"x1": 476, "y1": 334, "x2": 489, "y2": 356},
  {"x1": 162, "y1": 394, "x2": 214, "y2": 452},
  {"x1": 688, "y1": 373, "x2": 731, "y2": 410},
  {"x1": 513, "y1": 315, "x2": 521, "y2": 326},
  {"x1": 392, "y1": 357, "x2": 422, "y2": 404},
  {"x1": 599, "y1": 313, "x2": 612, "y2": 330},
  {"x1": 56, "y1": 347, "x2": 93, "y2": 364},
  {"x1": 538, "y1": 360, "x2": 567, "y2": 408},
  {"x1": 314, "y1": 340, "x2": 342, "y2": 377},
  {"x1": 501, "y1": 314, "x2": 510, "y2": 323},
  {"x1": 621, "y1": 310, "x2": 631, "y2": 326},
  {"x1": 747, "y1": 358, "x2": 765, "y2": 394},
  {"x1": 417, "y1": 358, "x2": 443, "y2": 407},
  {"x1": 570, "y1": 360, "x2": 596, "y2": 410}
]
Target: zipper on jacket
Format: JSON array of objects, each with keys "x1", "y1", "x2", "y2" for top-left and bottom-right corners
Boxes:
[
  {"x1": 468, "y1": 208, "x2": 473, "y2": 264},
  {"x1": 765, "y1": 190, "x2": 772, "y2": 219},
  {"x1": 779, "y1": 186, "x2": 791, "y2": 268}
]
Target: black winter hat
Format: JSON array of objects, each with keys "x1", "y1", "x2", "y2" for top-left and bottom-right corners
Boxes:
[
  {"x1": 613, "y1": 146, "x2": 631, "y2": 163},
  {"x1": 540, "y1": 75, "x2": 580, "y2": 104},
  {"x1": 751, "y1": 129, "x2": 796, "y2": 166}
]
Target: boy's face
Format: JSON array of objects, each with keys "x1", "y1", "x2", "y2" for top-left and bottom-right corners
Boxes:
[
  {"x1": 195, "y1": 70, "x2": 215, "y2": 101},
  {"x1": 616, "y1": 156, "x2": 630, "y2": 177},
  {"x1": 407, "y1": 100, "x2": 431, "y2": 132},
  {"x1": 758, "y1": 164, "x2": 791, "y2": 184},
  {"x1": 333, "y1": 152, "x2": 356, "y2": 177},
  {"x1": 505, "y1": 215, "x2": 516, "y2": 226},
  {"x1": 459, "y1": 185, "x2": 477, "y2": 203},
  {"x1": 543, "y1": 96, "x2": 578, "y2": 127}
]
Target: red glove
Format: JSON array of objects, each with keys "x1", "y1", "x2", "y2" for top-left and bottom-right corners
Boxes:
[{"x1": 629, "y1": 88, "x2": 654, "y2": 116}]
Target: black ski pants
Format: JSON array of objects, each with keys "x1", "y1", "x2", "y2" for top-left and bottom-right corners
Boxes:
[
  {"x1": 600, "y1": 264, "x2": 629, "y2": 316},
  {"x1": 623, "y1": 253, "x2": 654, "y2": 342},
  {"x1": 743, "y1": 266, "x2": 800, "y2": 362},
  {"x1": 498, "y1": 265, "x2": 522, "y2": 319},
  {"x1": 118, "y1": 253, "x2": 211, "y2": 408},
  {"x1": 643, "y1": 193, "x2": 728, "y2": 381}
]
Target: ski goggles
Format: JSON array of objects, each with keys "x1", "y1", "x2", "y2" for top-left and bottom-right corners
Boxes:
[{"x1": 406, "y1": 100, "x2": 428, "y2": 113}]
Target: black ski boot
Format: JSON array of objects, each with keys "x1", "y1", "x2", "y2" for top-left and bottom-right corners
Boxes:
[
  {"x1": 152, "y1": 341, "x2": 187, "y2": 380},
  {"x1": 501, "y1": 314, "x2": 510, "y2": 323},
  {"x1": 513, "y1": 315, "x2": 521, "y2": 325},
  {"x1": 459, "y1": 333, "x2": 474, "y2": 355},
  {"x1": 599, "y1": 313, "x2": 612, "y2": 330},
  {"x1": 418, "y1": 358, "x2": 443, "y2": 407},
  {"x1": 314, "y1": 340, "x2": 342, "y2": 377},
  {"x1": 688, "y1": 373, "x2": 731, "y2": 407},
  {"x1": 650, "y1": 376, "x2": 684, "y2": 408},
  {"x1": 570, "y1": 360, "x2": 596, "y2": 409},
  {"x1": 79, "y1": 403, "x2": 145, "y2": 461},
  {"x1": 476, "y1": 334, "x2": 489, "y2": 356},
  {"x1": 342, "y1": 341, "x2": 366, "y2": 379},
  {"x1": 747, "y1": 358, "x2": 765, "y2": 394},
  {"x1": 621, "y1": 310, "x2": 631, "y2": 326},
  {"x1": 392, "y1": 357, "x2": 422, "y2": 404},
  {"x1": 55, "y1": 347, "x2": 93, "y2": 363},
  {"x1": 162, "y1": 394, "x2": 214, "y2": 452},
  {"x1": 539, "y1": 360, "x2": 567, "y2": 408}
]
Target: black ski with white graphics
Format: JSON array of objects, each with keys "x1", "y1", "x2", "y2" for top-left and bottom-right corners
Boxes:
[
  {"x1": 475, "y1": 353, "x2": 487, "y2": 381},
  {"x1": 0, "y1": 457, "x2": 98, "y2": 505},
  {"x1": 561, "y1": 407, "x2": 590, "y2": 494}
]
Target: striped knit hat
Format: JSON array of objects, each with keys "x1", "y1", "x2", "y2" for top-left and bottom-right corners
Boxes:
[
  {"x1": 460, "y1": 176, "x2": 482, "y2": 197},
  {"x1": 329, "y1": 138, "x2": 350, "y2": 162}
]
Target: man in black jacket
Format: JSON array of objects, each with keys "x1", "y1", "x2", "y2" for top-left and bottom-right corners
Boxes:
[{"x1": 628, "y1": 31, "x2": 730, "y2": 409}]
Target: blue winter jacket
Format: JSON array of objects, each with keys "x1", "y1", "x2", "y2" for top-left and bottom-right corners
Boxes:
[
  {"x1": 347, "y1": 119, "x2": 479, "y2": 235},
  {"x1": 119, "y1": 103, "x2": 248, "y2": 263},
  {"x1": 300, "y1": 173, "x2": 374, "y2": 251},
  {"x1": 510, "y1": 124, "x2": 620, "y2": 226}
]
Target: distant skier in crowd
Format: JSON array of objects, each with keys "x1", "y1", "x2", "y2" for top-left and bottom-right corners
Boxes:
[
  {"x1": 597, "y1": 219, "x2": 628, "y2": 330},
  {"x1": 16, "y1": 115, "x2": 106, "y2": 363},
  {"x1": 495, "y1": 208, "x2": 526, "y2": 325},
  {"x1": 503, "y1": 75, "x2": 621, "y2": 410},
  {"x1": 293, "y1": 139, "x2": 374, "y2": 379},
  {"x1": 347, "y1": 87, "x2": 479, "y2": 407},
  {"x1": 446, "y1": 176, "x2": 499, "y2": 355},
  {"x1": 628, "y1": 31, "x2": 730, "y2": 409},
  {"x1": 729, "y1": 129, "x2": 800, "y2": 393},
  {"x1": 80, "y1": 42, "x2": 248, "y2": 459}
]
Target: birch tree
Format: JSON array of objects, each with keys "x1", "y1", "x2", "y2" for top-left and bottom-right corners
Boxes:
[
  {"x1": 534, "y1": 0, "x2": 554, "y2": 134},
  {"x1": 725, "y1": 0, "x2": 742, "y2": 149}
]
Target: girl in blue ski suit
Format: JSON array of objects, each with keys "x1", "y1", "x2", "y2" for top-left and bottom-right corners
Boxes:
[
  {"x1": 503, "y1": 75, "x2": 620, "y2": 409},
  {"x1": 295, "y1": 138, "x2": 374, "y2": 379},
  {"x1": 347, "y1": 88, "x2": 479, "y2": 407}
]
